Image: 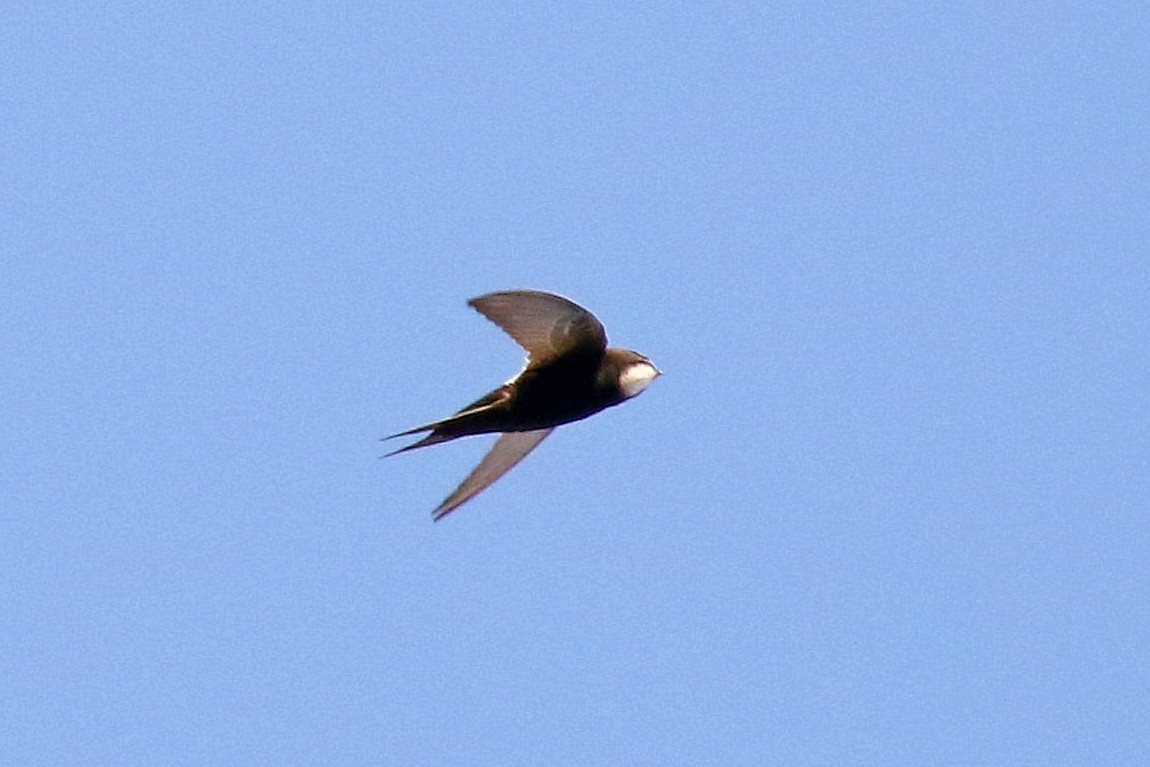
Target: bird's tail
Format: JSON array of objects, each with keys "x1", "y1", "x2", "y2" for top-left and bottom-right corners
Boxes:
[{"x1": 383, "y1": 386, "x2": 513, "y2": 456}]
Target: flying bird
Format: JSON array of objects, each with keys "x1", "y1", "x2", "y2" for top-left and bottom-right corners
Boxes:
[{"x1": 387, "y1": 289, "x2": 660, "y2": 520}]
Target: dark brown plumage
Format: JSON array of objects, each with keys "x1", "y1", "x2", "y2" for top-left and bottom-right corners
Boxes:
[{"x1": 387, "y1": 290, "x2": 659, "y2": 520}]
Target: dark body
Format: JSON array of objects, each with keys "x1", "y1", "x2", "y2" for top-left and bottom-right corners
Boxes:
[{"x1": 387, "y1": 290, "x2": 658, "y2": 518}]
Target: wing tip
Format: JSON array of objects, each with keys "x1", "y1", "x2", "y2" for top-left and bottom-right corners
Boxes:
[{"x1": 426, "y1": 428, "x2": 555, "y2": 522}]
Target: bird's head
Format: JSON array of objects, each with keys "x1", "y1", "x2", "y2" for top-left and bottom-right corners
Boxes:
[{"x1": 607, "y1": 348, "x2": 661, "y2": 400}]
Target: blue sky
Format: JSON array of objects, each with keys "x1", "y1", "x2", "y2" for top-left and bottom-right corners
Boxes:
[{"x1": 4, "y1": 3, "x2": 1148, "y2": 765}]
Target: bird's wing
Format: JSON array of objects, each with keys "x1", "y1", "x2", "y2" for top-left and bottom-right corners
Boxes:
[
  {"x1": 432, "y1": 428, "x2": 554, "y2": 520},
  {"x1": 468, "y1": 290, "x2": 607, "y2": 363}
]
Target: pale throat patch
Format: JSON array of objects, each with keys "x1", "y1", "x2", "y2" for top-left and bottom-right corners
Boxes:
[{"x1": 619, "y1": 362, "x2": 659, "y2": 398}]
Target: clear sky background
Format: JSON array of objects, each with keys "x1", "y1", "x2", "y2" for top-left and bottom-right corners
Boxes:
[{"x1": 4, "y1": 3, "x2": 1148, "y2": 765}]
